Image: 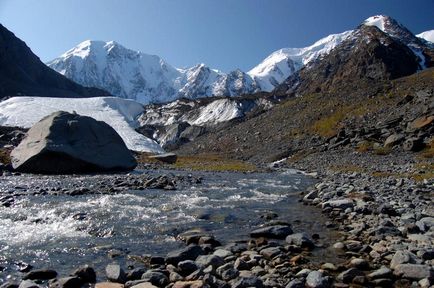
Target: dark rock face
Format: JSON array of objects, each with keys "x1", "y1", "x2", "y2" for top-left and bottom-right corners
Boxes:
[
  {"x1": 0, "y1": 24, "x2": 109, "y2": 99},
  {"x1": 277, "y1": 25, "x2": 421, "y2": 97},
  {"x1": 11, "y1": 111, "x2": 137, "y2": 174}
]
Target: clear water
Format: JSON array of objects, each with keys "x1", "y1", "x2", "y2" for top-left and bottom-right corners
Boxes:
[{"x1": 0, "y1": 170, "x2": 337, "y2": 283}]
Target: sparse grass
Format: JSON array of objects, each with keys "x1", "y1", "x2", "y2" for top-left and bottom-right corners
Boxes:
[
  {"x1": 311, "y1": 109, "x2": 347, "y2": 137},
  {"x1": 174, "y1": 154, "x2": 257, "y2": 172},
  {"x1": 373, "y1": 146, "x2": 392, "y2": 155},
  {"x1": 135, "y1": 152, "x2": 161, "y2": 164},
  {"x1": 419, "y1": 139, "x2": 434, "y2": 159},
  {"x1": 329, "y1": 164, "x2": 367, "y2": 174},
  {"x1": 0, "y1": 148, "x2": 11, "y2": 165},
  {"x1": 356, "y1": 141, "x2": 373, "y2": 153},
  {"x1": 136, "y1": 151, "x2": 257, "y2": 172},
  {"x1": 371, "y1": 166, "x2": 434, "y2": 182}
]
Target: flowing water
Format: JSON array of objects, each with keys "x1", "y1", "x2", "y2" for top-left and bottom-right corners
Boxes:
[{"x1": 0, "y1": 169, "x2": 339, "y2": 282}]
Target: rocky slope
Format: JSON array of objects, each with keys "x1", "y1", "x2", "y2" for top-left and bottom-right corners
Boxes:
[
  {"x1": 137, "y1": 94, "x2": 274, "y2": 149},
  {"x1": 0, "y1": 24, "x2": 109, "y2": 100},
  {"x1": 175, "y1": 23, "x2": 434, "y2": 163}
]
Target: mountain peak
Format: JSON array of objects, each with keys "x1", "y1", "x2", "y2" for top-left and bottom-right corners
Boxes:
[
  {"x1": 363, "y1": 15, "x2": 392, "y2": 31},
  {"x1": 362, "y1": 15, "x2": 416, "y2": 44}
]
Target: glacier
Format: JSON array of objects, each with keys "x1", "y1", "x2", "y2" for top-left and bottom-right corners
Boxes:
[
  {"x1": 417, "y1": 30, "x2": 434, "y2": 43},
  {"x1": 0, "y1": 96, "x2": 164, "y2": 153}
]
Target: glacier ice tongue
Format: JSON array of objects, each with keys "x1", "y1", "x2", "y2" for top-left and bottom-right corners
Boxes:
[{"x1": 0, "y1": 96, "x2": 164, "y2": 153}]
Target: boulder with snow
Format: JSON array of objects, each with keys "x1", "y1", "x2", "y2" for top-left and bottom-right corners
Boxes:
[{"x1": 11, "y1": 111, "x2": 137, "y2": 174}]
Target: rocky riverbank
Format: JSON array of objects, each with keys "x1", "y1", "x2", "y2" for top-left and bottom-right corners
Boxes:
[
  {"x1": 285, "y1": 148, "x2": 434, "y2": 287},
  {"x1": 0, "y1": 149, "x2": 433, "y2": 288}
]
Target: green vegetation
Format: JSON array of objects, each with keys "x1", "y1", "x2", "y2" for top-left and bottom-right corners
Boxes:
[
  {"x1": 419, "y1": 139, "x2": 434, "y2": 159},
  {"x1": 174, "y1": 154, "x2": 257, "y2": 172},
  {"x1": 373, "y1": 146, "x2": 392, "y2": 155},
  {"x1": 136, "y1": 152, "x2": 257, "y2": 172},
  {"x1": 0, "y1": 148, "x2": 11, "y2": 165}
]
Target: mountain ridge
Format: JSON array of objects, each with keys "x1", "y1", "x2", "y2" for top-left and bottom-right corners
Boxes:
[
  {"x1": 47, "y1": 15, "x2": 433, "y2": 105},
  {"x1": 0, "y1": 24, "x2": 110, "y2": 100}
]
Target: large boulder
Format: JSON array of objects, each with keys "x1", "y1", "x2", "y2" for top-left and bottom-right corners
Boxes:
[{"x1": 11, "y1": 111, "x2": 137, "y2": 173}]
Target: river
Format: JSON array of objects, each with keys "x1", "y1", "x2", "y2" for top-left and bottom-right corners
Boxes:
[{"x1": 0, "y1": 169, "x2": 339, "y2": 283}]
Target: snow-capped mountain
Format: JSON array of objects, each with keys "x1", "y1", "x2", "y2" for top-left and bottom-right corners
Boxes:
[
  {"x1": 251, "y1": 15, "x2": 433, "y2": 90},
  {"x1": 48, "y1": 42, "x2": 258, "y2": 104},
  {"x1": 48, "y1": 41, "x2": 183, "y2": 104},
  {"x1": 248, "y1": 30, "x2": 354, "y2": 91},
  {"x1": 417, "y1": 30, "x2": 434, "y2": 43},
  {"x1": 48, "y1": 15, "x2": 432, "y2": 104},
  {"x1": 363, "y1": 15, "x2": 431, "y2": 68},
  {"x1": 0, "y1": 96, "x2": 164, "y2": 153}
]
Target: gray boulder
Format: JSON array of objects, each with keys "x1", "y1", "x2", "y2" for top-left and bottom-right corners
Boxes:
[
  {"x1": 148, "y1": 153, "x2": 177, "y2": 164},
  {"x1": 11, "y1": 111, "x2": 137, "y2": 174}
]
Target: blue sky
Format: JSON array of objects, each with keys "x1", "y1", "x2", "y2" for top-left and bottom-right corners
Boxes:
[{"x1": 1, "y1": 0, "x2": 433, "y2": 72}]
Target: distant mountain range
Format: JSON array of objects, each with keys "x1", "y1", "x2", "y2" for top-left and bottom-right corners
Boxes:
[{"x1": 47, "y1": 15, "x2": 434, "y2": 104}]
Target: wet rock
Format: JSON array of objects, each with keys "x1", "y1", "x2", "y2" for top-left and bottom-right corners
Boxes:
[
  {"x1": 259, "y1": 247, "x2": 282, "y2": 260},
  {"x1": 322, "y1": 199, "x2": 354, "y2": 210},
  {"x1": 250, "y1": 225, "x2": 293, "y2": 239},
  {"x1": 169, "y1": 272, "x2": 183, "y2": 282},
  {"x1": 23, "y1": 269, "x2": 57, "y2": 280},
  {"x1": 320, "y1": 263, "x2": 337, "y2": 271},
  {"x1": 285, "y1": 279, "x2": 305, "y2": 288},
  {"x1": 0, "y1": 282, "x2": 18, "y2": 288},
  {"x1": 126, "y1": 268, "x2": 146, "y2": 281},
  {"x1": 295, "y1": 268, "x2": 311, "y2": 278},
  {"x1": 213, "y1": 249, "x2": 232, "y2": 259},
  {"x1": 149, "y1": 257, "x2": 165, "y2": 266},
  {"x1": 349, "y1": 258, "x2": 369, "y2": 270},
  {"x1": 224, "y1": 242, "x2": 248, "y2": 254},
  {"x1": 106, "y1": 264, "x2": 126, "y2": 283},
  {"x1": 48, "y1": 277, "x2": 83, "y2": 288},
  {"x1": 216, "y1": 263, "x2": 239, "y2": 281},
  {"x1": 166, "y1": 245, "x2": 204, "y2": 266},
  {"x1": 172, "y1": 280, "x2": 204, "y2": 288},
  {"x1": 370, "y1": 278, "x2": 393, "y2": 287},
  {"x1": 178, "y1": 260, "x2": 199, "y2": 277},
  {"x1": 367, "y1": 267, "x2": 392, "y2": 279},
  {"x1": 130, "y1": 283, "x2": 157, "y2": 288},
  {"x1": 234, "y1": 258, "x2": 249, "y2": 271},
  {"x1": 285, "y1": 233, "x2": 314, "y2": 250},
  {"x1": 95, "y1": 283, "x2": 124, "y2": 288},
  {"x1": 140, "y1": 271, "x2": 169, "y2": 287},
  {"x1": 18, "y1": 281, "x2": 40, "y2": 288},
  {"x1": 230, "y1": 276, "x2": 263, "y2": 288},
  {"x1": 195, "y1": 255, "x2": 225, "y2": 269},
  {"x1": 72, "y1": 265, "x2": 96, "y2": 283},
  {"x1": 337, "y1": 268, "x2": 364, "y2": 283},
  {"x1": 202, "y1": 274, "x2": 227, "y2": 288},
  {"x1": 305, "y1": 270, "x2": 330, "y2": 288},
  {"x1": 393, "y1": 264, "x2": 434, "y2": 280}
]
